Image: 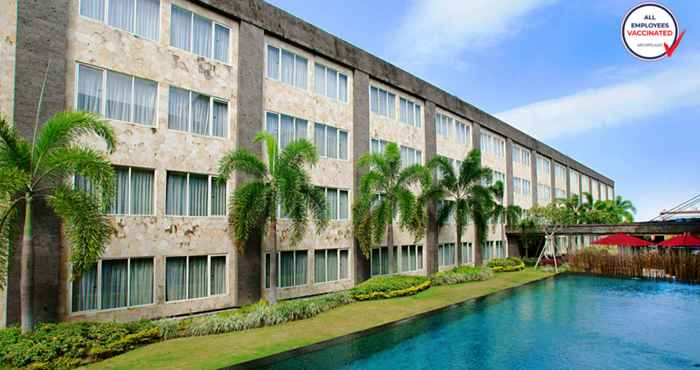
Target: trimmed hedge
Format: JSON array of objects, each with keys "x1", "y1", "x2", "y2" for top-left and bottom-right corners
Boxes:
[
  {"x1": 431, "y1": 266, "x2": 493, "y2": 286},
  {"x1": 487, "y1": 257, "x2": 525, "y2": 272},
  {"x1": 350, "y1": 275, "x2": 431, "y2": 301}
]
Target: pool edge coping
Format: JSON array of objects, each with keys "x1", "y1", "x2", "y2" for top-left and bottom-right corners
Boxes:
[{"x1": 223, "y1": 272, "x2": 560, "y2": 370}]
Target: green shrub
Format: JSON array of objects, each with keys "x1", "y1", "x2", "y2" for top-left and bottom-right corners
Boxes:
[
  {"x1": 350, "y1": 275, "x2": 431, "y2": 300},
  {"x1": 522, "y1": 257, "x2": 538, "y2": 267},
  {"x1": 487, "y1": 257, "x2": 525, "y2": 272},
  {"x1": 431, "y1": 266, "x2": 493, "y2": 286}
]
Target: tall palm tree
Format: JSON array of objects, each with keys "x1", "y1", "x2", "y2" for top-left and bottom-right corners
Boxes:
[
  {"x1": 489, "y1": 180, "x2": 523, "y2": 257},
  {"x1": 428, "y1": 150, "x2": 495, "y2": 266},
  {"x1": 0, "y1": 112, "x2": 116, "y2": 333},
  {"x1": 353, "y1": 143, "x2": 426, "y2": 274},
  {"x1": 611, "y1": 195, "x2": 636, "y2": 223},
  {"x1": 218, "y1": 131, "x2": 327, "y2": 304}
]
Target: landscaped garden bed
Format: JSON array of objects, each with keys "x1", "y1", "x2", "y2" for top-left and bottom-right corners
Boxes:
[
  {"x1": 350, "y1": 275, "x2": 431, "y2": 300},
  {"x1": 487, "y1": 257, "x2": 526, "y2": 272},
  {"x1": 431, "y1": 266, "x2": 493, "y2": 285}
]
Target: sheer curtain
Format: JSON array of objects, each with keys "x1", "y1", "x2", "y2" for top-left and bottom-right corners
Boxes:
[
  {"x1": 101, "y1": 259, "x2": 128, "y2": 309},
  {"x1": 214, "y1": 24, "x2": 229, "y2": 63},
  {"x1": 81, "y1": 0, "x2": 104, "y2": 21},
  {"x1": 106, "y1": 71, "x2": 132, "y2": 121},
  {"x1": 279, "y1": 252, "x2": 294, "y2": 287},
  {"x1": 130, "y1": 169, "x2": 153, "y2": 215},
  {"x1": 168, "y1": 87, "x2": 189, "y2": 131},
  {"x1": 212, "y1": 100, "x2": 227, "y2": 137},
  {"x1": 409, "y1": 246, "x2": 417, "y2": 271},
  {"x1": 295, "y1": 251, "x2": 307, "y2": 286},
  {"x1": 339, "y1": 250, "x2": 348, "y2": 279},
  {"x1": 314, "y1": 64, "x2": 325, "y2": 95},
  {"x1": 326, "y1": 127, "x2": 337, "y2": 158},
  {"x1": 370, "y1": 87, "x2": 379, "y2": 113},
  {"x1": 133, "y1": 77, "x2": 156, "y2": 126},
  {"x1": 314, "y1": 250, "x2": 326, "y2": 283},
  {"x1": 281, "y1": 50, "x2": 294, "y2": 85},
  {"x1": 129, "y1": 258, "x2": 153, "y2": 306},
  {"x1": 280, "y1": 115, "x2": 294, "y2": 148},
  {"x1": 166, "y1": 172, "x2": 187, "y2": 216},
  {"x1": 295, "y1": 119, "x2": 307, "y2": 140},
  {"x1": 326, "y1": 189, "x2": 337, "y2": 219},
  {"x1": 338, "y1": 190, "x2": 348, "y2": 220},
  {"x1": 338, "y1": 130, "x2": 348, "y2": 160},
  {"x1": 371, "y1": 249, "x2": 380, "y2": 276},
  {"x1": 166, "y1": 257, "x2": 186, "y2": 301},
  {"x1": 326, "y1": 68, "x2": 337, "y2": 100},
  {"x1": 267, "y1": 46, "x2": 279, "y2": 79},
  {"x1": 417, "y1": 246, "x2": 423, "y2": 270},
  {"x1": 188, "y1": 174, "x2": 208, "y2": 216},
  {"x1": 210, "y1": 178, "x2": 226, "y2": 216},
  {"x1": 338, "y1": 74, "x2": 348, "y2": 102},
  {"x1": 266, "y1": 112, "x2": 279, "y2": 138},
  {"x1": 210, "y1": 256, "x2": 226, "y2": 295},
  {"x1": 387, "y1": 93, "x2": 396, "y2": 118},
  {"x1": 170, "y1": 5, "x2": 191, "y2": 51},
  {"x1": 77, "y1": 65, "x2": 102, "y2": 113},
  {"x1": 295, "y1": 56, "x2": 307, "y2": 89},
  {"x1": 110, "y1": 167, "x2": 129, "y2": 214},
  {"x1": 314, "y1": 123, "x2": 325, "y2": 156},
  {"x1": 380, "y1": 247, "x2": 389, "y2": 275},
  {"x1": 108, "y1": 0, "x2": 135, "y2": 32},
  {"x1": 72, "y1": 265, "x2": 97, "y2": 312},
  {"x1": 192, "y1": 14, "x2": 212, "y2": 58},
  {"x1": 191, "y1": 93, "x2": 210, "y2": 135},
  {"x1": 135, "y1": 0, "x2": 160, "y2": 40},
  {"x1": 401, "y1": 246, "x2": 409, "y2": 272},
  {"x1": 327, "y1": 249, "x2": 338, "y2": 281},
  {"x1": 188, "y1": 256, "x2": 208, "y2": 298}
]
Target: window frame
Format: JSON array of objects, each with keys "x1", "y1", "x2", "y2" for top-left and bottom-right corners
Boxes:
[
  {"x1": 169, "y1": 4, "x2": 231, "y2": 64},
  {"x1": 103, "y1": 166, "x2": 156, "y2": 216},
  {"x1": 265, "y1": 111, "x2": 309, "y2": 148},
  {"x1": 167, "y1": 85, "x2": 229, "y2": 138},
  {"x1": 265, "y1": 44, "x2": 308, "y2": 89},
  {"x1": 314, "y1": 62, "x2": 348, "y2": 103},
  {"x1": 78, "y1": 0, "x2": 162, "y2": 42},
  {"x1": 165, "y1": 171, "x2": 227, "y2": 217},
  {"x1": 369, "y1": 85, "x2": 396, "y2": 119},
  {"x1": 314, "y1": 122, "x2": 349, "y2": 160},
  {"x1": 314, "y1": 248, "x2": 350, "y2": 284},
  {"x1": 318, "y1": 187, "x2": 349, "y2": 220},
  {"x1": 399, "y1": 97, "x2": 422, "y2": 128},
  {"x1": 165, "y1": 254, "x2": 229, "y2": 303},
  {"x1": 265, "y1": 250, "x2": 309, "y2": 288}
]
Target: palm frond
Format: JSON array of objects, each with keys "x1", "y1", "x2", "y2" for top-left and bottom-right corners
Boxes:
[
  {"x1": 0, "y1": 117, "x2": 31, "y2": 172},
  {"x1": 0, "y1": 200, "x2": 20, "y2": 288},
  {"x1": 218, "y1": 148, "x2": 267, "y2": 180},
  {"x1": 253, "y1": 131, "x2": 278, "y2": 174},
  {"x1": 39, "y1": 146, "x2": 115, "y2": 204},
  {"x1": 228, "y1": 181, "x2": 273, "y2": 252},
  {"x1": 0, "y1": 166, "x2": 30, "y2": 197},
  {"x1": 278, "y1": 139, "x2": 318, "y2": 168},
  {"x1": 428, "y1": 155, "x2": 457, "y2": 189}
]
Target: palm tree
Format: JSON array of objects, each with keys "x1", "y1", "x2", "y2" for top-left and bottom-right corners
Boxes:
[
  {"x1": 218, "y1": 131, "x2": 327, "y2": 304},
  {"x1": 489, "y1": 180, "x2": 523, "y2": 257},
  {"x1": 353, "y1": 143, "x2": 426, "y2": 274},
  {"x1": 428, "y1": 150, "x2": 495, "y2": 266},
  {"x1": 611, "y1": 196, "x2": 636, "y2": 223},
  {"x1": 0, "y1": 112, "x2": 116, "y2": 333}
]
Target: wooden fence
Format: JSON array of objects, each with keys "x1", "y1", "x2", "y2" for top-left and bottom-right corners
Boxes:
[{"x1": 569, "y1": 250, "x2": 700, "y2": 284}]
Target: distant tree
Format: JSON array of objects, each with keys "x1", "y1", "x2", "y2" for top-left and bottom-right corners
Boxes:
[{"x1": 489, "y1": 180, "x2": 523, "y2": 256}]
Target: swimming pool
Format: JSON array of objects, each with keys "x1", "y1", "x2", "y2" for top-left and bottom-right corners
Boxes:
[{"x1": 257, "y1": 275, "x2": 700, "y2": 369}]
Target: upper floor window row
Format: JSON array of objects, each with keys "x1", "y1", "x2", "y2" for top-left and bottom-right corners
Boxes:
[
  {"x1": 314, "y1": 123, "x2": 348, "y2": 160},
  {"x1": 171, "y1": 5, "x2": 230, "y2": 63},
  {"x1": 538, "y1": 184, "x2": 552, "y2": 204},
  {"x1": 267, "y1": 45, "x2": 308, "y2": 89},
  {"x1": 370, "y1": 86, "x2": 396, "y2": 118},
  {"x1": 168, "y1": 86, "x2": 228, "y2": 138},
  {"x1": 399, "y1": 98, "x2": 421, "y2": 128},
  {"x1": 513, "y1": 177, "x2": 531, "y2": 198},
  {"x1": 77, "y1": 64, "x2": 158, "y2": 126},
  {"x1": 266, "y1": 112, "x2": 308, "y2": 149},
  {"x1": 570, "y1": 170, "x2": 580, "y2": 192},
  {"x1": 370, "y1": 138, "x2": 390, "y2": 154},
  {"x1": 436, "y1": 113, "x2": 469, "y2": 145},
  {"x1": 75, "y1": 166, "x2": 155, "y2": 216},
  {"x1": 166, "y1": 172, "x2": 227, "y2": 217},
  {"x1": 80, "y1": 0, "x2": 160, "y2": 41},
  {"x1": 512, "y1": 144, "x2": 531, "y2": 167},
  {"x1": 554, "y1": 163, "x2": 566, "y2": 183},
  {"x1": 536, "y1": 156, "x2": 550, "y2": 178},
  {"x1": 400, "y1": 145, "x2": 422, "y2": 168},
  {"x1": 314, "y1": 63, "x2": 348, "y2": 102},
  {"x1": 480, "y1": 132, "x2": 505, "y2": 160}
]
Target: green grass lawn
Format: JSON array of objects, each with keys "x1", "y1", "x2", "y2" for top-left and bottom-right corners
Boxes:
[{"x1": 88, "y1": 269, "x2": 553, "y2": 370}]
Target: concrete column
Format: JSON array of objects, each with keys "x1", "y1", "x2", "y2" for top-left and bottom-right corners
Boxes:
[
  {"x1": 505, "y1": 138, "x2": 514, "y2": 206},
  {"x1": 235, "y1": 21, "x2": 265, "y2": 305},
  {"x1": 352, "y1": 70, "x2": 371, "y2": 284},
  {"x1": 6, "y1": 0, "x2": 70, "y2": 326},
  {"x1": 424, "y1": 102, "x2": 438, "y2": 274},
  {"x1": 531, "y1": 151, "x2": 538, "y2": 207}
]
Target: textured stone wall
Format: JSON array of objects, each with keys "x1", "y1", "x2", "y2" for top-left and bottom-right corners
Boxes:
[{"x1": 62, "y1": 0, "x2": 240, "y2": 322}]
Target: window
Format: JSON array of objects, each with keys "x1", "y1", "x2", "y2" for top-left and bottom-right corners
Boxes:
[
  {"x1": 314, "y1": 249, "x2": 349, "y2": 283},
  {"x1": 456, "y1": 121, "x2": 469, "y2": 145},
  {"x1": 555, "y1": 188, "x2": 566, "y2": 200},
  {"x1": 319, "y1": 187, "x2": 349, "y2": 220},
  {"x1": 460, "y1": 242, "x2": 473, "y2": 265},
  {"x1": 570, "y1": 170, "x2": 580, "y2": 194},
  {"x1": 607, "y1": 185, "x2": 614, "y2": 200},
  {"x1": 107, "y1": 166, "x2": 154, "y2": 215},
  {"x1": 71, "y1": 257, "x2": 154, "y2": 312},
  {"x1": 80, "y1": 0, "x2": 160, "y2": 41},
  {"x1": 513, "y1": 177, "x2": 531, "y2": 198},
  {"x1": 399, "y1": 98, "x2": 421, "y2": 127},
  {"x1": 435, "y1": 113, "x2": 452, "y2": 137},
  {"x1": 265, "y1": 251, "x2": 308, "y2": 288},
  {"x1": 266, "y1": 45, "x2": 307, "y2": 89},
  {"x1": 371, "y1": 247, "x2": 389, "y2": 276},
  {"x1": 168, "y1": 86, "x2": 228, "y2": 137},
  {"x1": 494, "y1": 241, "x2": 505, "y2": 258},
  {"x1": 400, "y1": 146, "x2": 422, "y2": 168},
  {"x1": 512, "y1": 144, "x2": 531, "y2": 167},
  {"x1": 166, "y1": 172, "x2": 226, "y2": 216},
  {"x1": 554, "y1": 163, "x2": 566, "y2": 184},
  {"x1": 266, "y1": 112, "x2": 308, "y2": 149},
  {"x1": 492, "y1": 170, "x2": 506, "y2": 186},
  {"x1": 170, "y1": 5, "x2": 230, "y2": 63},
  {"x1": 76, "y1": 64, "x2": 157, "y2": 126},
  {"x1": 591, "y1": 180, "x2": 599, "y2": 201},
  {"x1": 536, "y1": 156, "x2": 551, "y2": 178},
  {"x1": 581, "y1": 175, "x2": 590, "y2": 194},
  {"x1": 480, "y1": 132, "x2": 505, "y2": 159},
  {"x1": 538, "y1": 184, "x2": 551, "y2": 204},
  {"x1": 370, "y1": 138, "x2": 390, "y2": 154},
  {"x1": 400, "y1": 245, "x2": 422, "y2": 272},
  {"x1": 314, "y1": 63, "x2": 348, "y2": 102},
  {"x1": 437, "y1": 200, "x2": 455, "y2": 224},
  {"x1": 370, "y1": 86, "x2": 395, "y2": 118},
  {"x1": 166, "y1": 255, "x2": 227, "y2": 301},
  {"x1": 438, "y1": 244, "x2": 455, "y2": 267},
  {"x1": 315, "y1": 123, "x2": 348, "y2": 160}
]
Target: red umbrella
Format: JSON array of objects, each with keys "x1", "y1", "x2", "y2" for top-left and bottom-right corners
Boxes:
[
  {"x1": 657, "y1": 233, "x2": 700, "y2": 248},
  {"x1": 591, "y1": 233, "x2": 654, "y2": 247}
]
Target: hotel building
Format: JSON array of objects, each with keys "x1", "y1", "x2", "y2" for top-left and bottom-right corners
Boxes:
[{"x1": 0, "y1": 0, "x2": 613, "y2": 326}]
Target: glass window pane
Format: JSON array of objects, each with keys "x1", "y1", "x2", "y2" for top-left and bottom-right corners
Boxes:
[
  {"x1": 326, "y1": 189, "x2": 338, "y2": 219},
  {"x1": 295, "y1": 56, "x2": 307, "y2": 89},
  {"x1": 192, "y1": 14, "x2": 212, "y2": 58},
  {"x1": 339, "y1": 250, "x2": 349, "y2": 279},
  {"x1": 295, "y1": 119, "x2": 307, "y2": 140},
  {"x1": 135, "y1": 0, "x2": 160, "y2": 40},
  {"x1": 314, "y1": 123, "x2": 326, "y2": 157},
  {"x1": 191, "y1": 93, "x2": 210, "y2": 135},
  {"x1": 281, "y1": 50, "x2": 294, "y2": 85},
  {"x1": 80, "y1": 0, "x2": 105, "y2": 21},
  {"x1": 401, "y1": 246, "x2": 409, "y2": 271},
  {"x1": 326, "y1": 126, "x2": 337, "y2": 158},
  {"x1": 338, "y1": 190, "x2": 348, "y2": 220},
  {"x1": 415, "y1": 105, "x2": 421, "y2": 127},
  {"x1": 280, "y1": 115, "x2": 294, "y2": 148},
  {"x1": 338, "y1": 131, "x2": 348, "y2": 160},
  {"x1": 326, "y1": 68, "x2": 337, "y2": 99},
  {"x1": 266, "y1": 112, "x2": 279, "y2": 138},
  {"x1": 279, "y1": 251, "x2": 294, "y2": 287},
  {"x1": 267, "y1": 46, "x2": 279, "y2": 79},
  {"x1": 170, "y1": 5, "x2": 191, "y2": 50},
  {"x1": 371, "y1": 248, "x2": 380, "y2": 276},
  {"x1": 108, "y1": 0, "x2": 135, "y2": 32},
  {"x1": 106, "y1": 71, "x2": 132, "y2": 121},
  {"x1": 129, "y1": 258, "x2": 154, "y2": 306},
  {"x1": 133, "y1": 77, "x2": 157, "y2": 126},
  {"x1": 370, "y1": 87, "x2": 378, "y2": 113},
  {"x1": 166, "y1": 257, "x2": 187, "y2": 301},
  {"x1": 188, "y1": 174, "x2": 209, "y2": 216},
  {"x1": 338, "y1": 74, "x2": 347, "y2": 102},
  {"x1": 77, "y1": 65, "x2": 103, "y2": 113},
  {"x1": 265, "y1": 254, "x2": 271, "y2": 289},
  {"x1": 295, "y1": 251, "x2": 307, "y2": 286},
  {"x1": 72, "y1": 264, "x2": 97, "y2": 312},
  {"x1": 214, "y1": 24, "x2": 229, "y2": 63},
  {"x1": 314, "y1": 250, "x2": 326, "y2": 283},
  {"x1": 101, "y1": 259, "x2": 128, "y2": 309},
  {"x1": 410, "y1": 246, "x2": 417, "y2": 271},
  {"x1": 188, "y1": 256, "x2": 208, "y2": 298},
  {"x1": 210, "y1": 256, "x2": 226, "y2": 295},
  {"x1": 387, "y1": 93, "x2": 395, "y2": 118},
  {"x1": 314, "y1": 64, "x2": 325, "y2": 95},
  {"x1": 381, "y1": 247, "x2": 389, "y2": 275},
  {"x1": 109, "y1": 167, "x2": 129, "y2": 214},
  {"x1": 327, "y1": 249, "x2": 338, "y2": 281},
  {"x1": 166, "y1": 172, "x2": 187, "y2": 216},
  {"x1": 211, "y1": 178, "x2": 226, "y2": 216},
  {"x1": 168, "y1": 87, "x2": 189, "y2": 131},
  {"x1": 212, "y1": 100, "x2": 228, "y2": 137},
  {"x1": 130, "y1": 169, "x2": 154, "y2": 215},
  {"x1": 417, "y1": 246, "x2": 423, "y2": 269}
]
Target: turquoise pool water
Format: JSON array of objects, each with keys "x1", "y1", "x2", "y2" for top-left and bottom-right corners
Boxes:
[{"x1": 260, "y1": 275, "x2": 700, "y2": 369}]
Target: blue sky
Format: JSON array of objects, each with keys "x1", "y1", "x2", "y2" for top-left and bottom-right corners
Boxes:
[{"x1": 268, "y1": 0, "x2": 700, "y2": 221}]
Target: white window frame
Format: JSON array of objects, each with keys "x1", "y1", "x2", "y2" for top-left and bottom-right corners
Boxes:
[
  {"x1": 78, "y1": 0, "x2": 162, "y2": 42},
  {"x1": 107, "y1": 166, "x2": 156, "y2": 216},
  {"x1": 400, "y1": 145, "x2": 422, "y2": 168},
  {"x1": 314, "y1": 248, "x2": 349, "y2": 284},
  {"x1": 369, "y1": 85, "x2": 396, "y2": 118},
  {"x1": 319, "y1": 187, "x2": 349, "y2": 220},
  {"x1": 370, "y1": 138, "x2": 390, "y2": 154},
  {"x1": 265, "y1": 44, "x2": 308, "y2": 89},
  {"x1": 170, "y1": 4, "x2": 231, "y2": 63},
  {"x1": 370, "y1": 247, "x2": 390, "y2": 276},
  {"x1": 399, "y1": 97, "x2": 422, "y2": 128},
  {"x1": 315, "y1": 122, "x2": 348, "y2": 160},
  {"x1": 265, "y1": 250, "x2": 308, "y2": 288},
  {"x1": 314, "y1": 62, "x2": 348, "y2": 103},
  {"x1": 399, "y1": 245, "x2": 421, "y2": 272},
  {"x1": 165, "y1": 254, "x2": 229, "y2": 303},
  {"x1": 266, "y1": 111, "x2": 308, "y2": 148},
  {"x1": 165, "y1": 172, "x2": 227, "y2": 217},
  {"x1": 70, "y1": 256, "x2": 156, "y2": 314},
  {"x1": 168, "y1": 86, "x2": 229, "y2": 138}
]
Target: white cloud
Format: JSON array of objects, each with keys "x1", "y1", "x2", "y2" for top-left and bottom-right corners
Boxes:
[
  {"x1": 496, "y1": 54, "x2": 700, "y2": 140},
  {"x1": 390, "y1": 0, "x2": 556, "y2": 67}
]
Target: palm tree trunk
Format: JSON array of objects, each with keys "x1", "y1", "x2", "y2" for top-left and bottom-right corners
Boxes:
[
  {"x1": 387, "y1": 222, "x2": 395, "y2": 274},
  {"x1": 21, "y1": 195, "x2": 34, "y2": 333},
  {"x1": 502, "y1": 222, "x2": 508, "y2": 258},
  {"x1": 456, "y1": 226, "x2": 463, "y2": 266},
  {"x1": 269, "y1": 219, "x2": 278, "y2": 305}
]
